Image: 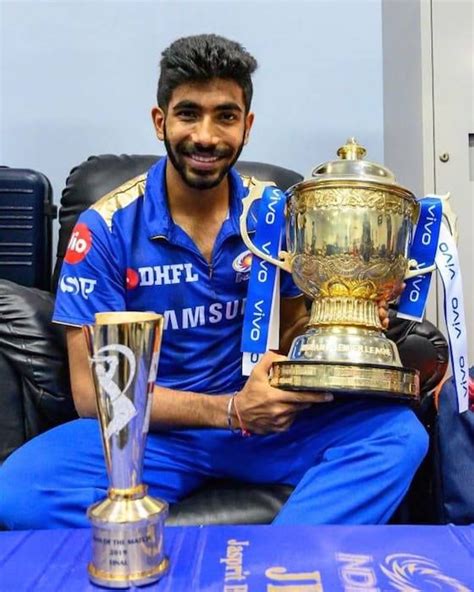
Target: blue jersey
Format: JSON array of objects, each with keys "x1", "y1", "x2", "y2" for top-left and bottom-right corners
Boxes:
[{"x1": 53, "y1": 158, "x2": 301, "y2": 394}]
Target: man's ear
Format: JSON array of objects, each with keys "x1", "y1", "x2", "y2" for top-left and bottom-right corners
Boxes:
[
  {"x1": 151, "y1": 106, "x2": 166, "y2": 141},
  {"x1": 243, "y1": 112, "x2": 255, "y2": 145}
]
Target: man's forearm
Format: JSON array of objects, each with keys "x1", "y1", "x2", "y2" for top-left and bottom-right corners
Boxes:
[{"x1": 150, "y1": 385, "x2": 232, "y2": 431}]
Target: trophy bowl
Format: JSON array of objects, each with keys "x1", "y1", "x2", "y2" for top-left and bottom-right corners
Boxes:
[{"x1": 242, "y1": 138, "x2": 431, "y2": 401}]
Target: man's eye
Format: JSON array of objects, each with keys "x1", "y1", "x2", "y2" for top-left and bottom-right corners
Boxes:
[
  {"x1": 177, "y1": 111, "x2": 197, "y2": 120},
  {"x1": 219, "y1": 112, "x2": 238, "y2": 122}
]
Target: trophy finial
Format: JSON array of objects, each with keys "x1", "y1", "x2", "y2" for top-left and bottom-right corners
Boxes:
[{"x1": 337, "y1": 138, "x2": 367, "y2": 161}]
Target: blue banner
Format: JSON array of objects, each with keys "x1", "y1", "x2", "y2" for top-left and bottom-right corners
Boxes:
[
  {"x1": 241, "y1": 187, "x2": 286, "y2": 355},
  {"x1": 398, "y1": 197, "x2": 443, "y2": 321},
  {"x1": 1, "y1": 524, "x2": 473, "y2": 591}
]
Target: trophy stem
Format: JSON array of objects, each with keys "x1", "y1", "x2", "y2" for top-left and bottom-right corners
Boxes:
[{"x1": 309, "y1": 297, "x2": 382, "y2": 330}]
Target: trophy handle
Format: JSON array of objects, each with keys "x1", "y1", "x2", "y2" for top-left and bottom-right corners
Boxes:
[
  {"x1": 404, "y1": 192, "x2": 458, "y2": 280},
  {"x1": 239, "y1": 191, "x2": 293, "y2": 274},
  {"x1": 404, "y1": 260, "x2": 437, "y2": 280},
  {"x1": 439, "y1": 192, "x2": 458, "y2": 244}
]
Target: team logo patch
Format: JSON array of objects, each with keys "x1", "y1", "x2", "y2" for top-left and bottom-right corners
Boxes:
[
  {"x1": 380, "y1": 553, "x2": 470, "y2": 591},
  {"x1": 232, "y1": 250, "x2": 253, "y2": 273},
  {"x1": 65, "y1": 223, "x2": 92, "y2": 264},
  {"x1": 59, "y1": 275, "x2": 96, "y2": 299},
  {"x1": 126, "y1": 268, "x2": 140, "y2": 290}
]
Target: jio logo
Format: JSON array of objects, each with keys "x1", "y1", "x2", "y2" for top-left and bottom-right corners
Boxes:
[{"x1": 65, "y1": 223, "x2": 92, "y2": 264}]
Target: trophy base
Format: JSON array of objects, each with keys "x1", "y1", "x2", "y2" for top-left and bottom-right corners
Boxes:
[
  {"x1": 88, "y1": 557, "x2": 169, "y2": 589},
  {"x1": 271, "y1": 360, "x2": 420, "y2": 402},
  {"x1": 88, "y1": 493, "x2": 169, "y2": 588}
]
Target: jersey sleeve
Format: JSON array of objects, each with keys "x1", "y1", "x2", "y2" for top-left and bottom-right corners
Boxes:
[
  {"x1": 53, "y1": 209, "x2": 126, "y2": 327},
  {"x1": 280, "y1": 268, "x2": 302, "y2": 299}
]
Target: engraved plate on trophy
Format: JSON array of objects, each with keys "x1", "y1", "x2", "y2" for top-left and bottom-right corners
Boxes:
[
  {"x1": 239, "y1": 139, "x2": 444, "y2": 401},
  {"x1": 84, "y1": 311, "x2": 168, "y2": 588}
]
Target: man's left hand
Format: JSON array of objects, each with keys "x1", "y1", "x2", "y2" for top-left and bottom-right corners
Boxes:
[
  {"x1": 378, "y1": 282, "x2": 406, "y2": 330},
  {"x1": 378, "y1": 300, "x2": 390, "y2": 330}
]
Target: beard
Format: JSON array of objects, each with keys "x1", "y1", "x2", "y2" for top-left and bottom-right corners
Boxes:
[{"x1": 163, "y1": 125, "x2": 246, "y2": 190}]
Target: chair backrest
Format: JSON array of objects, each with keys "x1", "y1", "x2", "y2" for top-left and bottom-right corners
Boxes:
[{"x1": 52, "y1": 154, "x2": 303, "y2": 290}]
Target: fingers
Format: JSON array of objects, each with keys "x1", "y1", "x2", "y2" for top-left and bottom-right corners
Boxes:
[
  {"x1": 377, "y1": 299, "x2": 390, "y2": 329},
  {"x1": 251, "y1": 351, "x2": 287, "y2": 378},
  {"x1": 391, "y1": 282, "x2": 407, "y2": 300},
  {"x1": 249, "y1": 354, "x2": 334, "y2": 403},
  {"x1": 274, "y1": 389, "x2": 334, "y2": 404},
  {"x1": 378, "y1": 300, "x2": 388, "y2": 316}
]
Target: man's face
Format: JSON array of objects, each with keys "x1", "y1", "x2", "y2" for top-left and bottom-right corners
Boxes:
[{"x1": 152, "y1": 78, "x2": 254, "y2": 190}]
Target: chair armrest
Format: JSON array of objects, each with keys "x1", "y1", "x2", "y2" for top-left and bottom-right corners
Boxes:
[
  {"x1": 387, "y1": 310, "x2": 449, "y2": 395},
  {"x1": 0, "y1": 280, "x2": 77, "y2": 454}
]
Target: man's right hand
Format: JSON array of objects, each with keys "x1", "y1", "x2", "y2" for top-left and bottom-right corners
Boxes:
[{"x1": 234, "y1": 352, "x2": 333, "y2": 435}]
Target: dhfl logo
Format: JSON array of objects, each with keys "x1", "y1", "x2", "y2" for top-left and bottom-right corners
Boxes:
[
  {"x1": 126, "y1": 268, "x2": 139, "y2": 290},
  {"x1": 232, "y1": 250, "x2": 253, "y2": 273},
  {"x1": 65, "y1": 223, "x2": 92, "y2": 264}
]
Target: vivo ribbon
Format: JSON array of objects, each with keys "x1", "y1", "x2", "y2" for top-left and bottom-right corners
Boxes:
[
  {"x1": 398, "y1": 197, "x2": 443, "y2": 322},
  {"x1": 241, "y1": 187, "x2": 286, "y2": 376},
  {"x1": 397, "y1": 195, "x2": 469, "y2": 413},
  {"x1": 435, "y1": 224, "x2": 469, "y2": 413}
]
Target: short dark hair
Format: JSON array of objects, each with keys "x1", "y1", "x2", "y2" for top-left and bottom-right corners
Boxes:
[{"x1": 157, "y1": 34, "x2": 258, "y2": 112}]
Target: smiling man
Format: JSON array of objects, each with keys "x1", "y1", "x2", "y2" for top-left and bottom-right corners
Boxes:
[
  {"x1": 0, "y1": 34, "x2": 428, "y2": 529},
  {"x1": 158, "y1": 79, "x2": 251, "y2": 190}
]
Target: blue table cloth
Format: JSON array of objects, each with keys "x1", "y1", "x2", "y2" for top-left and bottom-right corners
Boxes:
[{"x1": 0, "y1": 524, "x2": 473, "y2": 591}]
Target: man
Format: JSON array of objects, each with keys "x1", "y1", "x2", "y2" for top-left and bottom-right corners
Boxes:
[{"x1": 0, "y1": 34, "x2": 428, "y2": 529}]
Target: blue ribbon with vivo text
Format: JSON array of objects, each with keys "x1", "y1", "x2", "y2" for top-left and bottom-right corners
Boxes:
[
  {"x1": 397, "y1": 195, "x2": 469, "y2": 412},
  {"x1": 241, "y1": 186, "x2": 286, "y2": 375},
  {"x1": 397, "y1": 197, "x2": 443, "y2": 322}
]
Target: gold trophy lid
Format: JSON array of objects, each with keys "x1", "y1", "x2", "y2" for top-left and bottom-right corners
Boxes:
[{"x1": 296, "y1": 137, "x2": 413, "y2": 197}]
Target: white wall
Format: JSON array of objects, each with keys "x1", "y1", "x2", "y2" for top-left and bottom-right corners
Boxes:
[
  {"x1": 382, "y1": 0, "x2": 474, "y2": 360},
  {"x1": 0, "y1": 0, "x2": 384, "y2": 216}
]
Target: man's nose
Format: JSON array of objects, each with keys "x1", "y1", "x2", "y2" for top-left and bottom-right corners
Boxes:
[{"x1": 191, "y1": 117, "x2": 218, "y2": 147}]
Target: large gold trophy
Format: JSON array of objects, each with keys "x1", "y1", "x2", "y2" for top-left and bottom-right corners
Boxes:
[
  {"x1": 84, "y1": 311, "x2": 168, "y2": 588},
  {"x1": 241, "y1": 139, "x2": 436, "y2": 401}
]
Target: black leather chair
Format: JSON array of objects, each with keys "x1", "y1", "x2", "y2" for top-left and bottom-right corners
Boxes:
[{"x1": 0, "y1": 155, "x2": 449, "y2": 525}]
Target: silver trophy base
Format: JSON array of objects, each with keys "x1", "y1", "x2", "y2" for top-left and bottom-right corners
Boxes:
[
  {"x1": 88, "y1": 493, "x2": 168, "y2": 588},
  {"x1": 88, "y1": 556, "x2": 169, "y2": 589}
]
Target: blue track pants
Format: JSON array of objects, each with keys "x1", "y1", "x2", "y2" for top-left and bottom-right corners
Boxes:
[{"x1": 0, "y1": 399, "x2": 428, "y2": 529}]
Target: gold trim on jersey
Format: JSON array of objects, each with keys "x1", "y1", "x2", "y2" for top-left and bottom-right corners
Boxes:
[
  {"x1": 91, "y1": 173, "x2": 275, "y2": 231},
  {"x1": 91, "y1": 173, "x2": 147, "y2": 229}
]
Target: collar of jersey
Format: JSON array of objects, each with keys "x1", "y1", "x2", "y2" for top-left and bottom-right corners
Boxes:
[{"x1": 143, "y1": 157, "x2": 256, "y2": 241}]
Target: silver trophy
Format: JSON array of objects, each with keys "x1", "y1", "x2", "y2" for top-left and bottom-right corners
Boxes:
[{"x1": 84, "y1": 311, "x2": 168, "y2": 588}]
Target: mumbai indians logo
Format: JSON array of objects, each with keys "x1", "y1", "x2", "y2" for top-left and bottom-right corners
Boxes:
[
  {"x1": 233, "y1": 250, "x2": 253, "y2": 273},
  {"x1": 380, "y1": 553, "x2": 470, "y2": 591}
]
